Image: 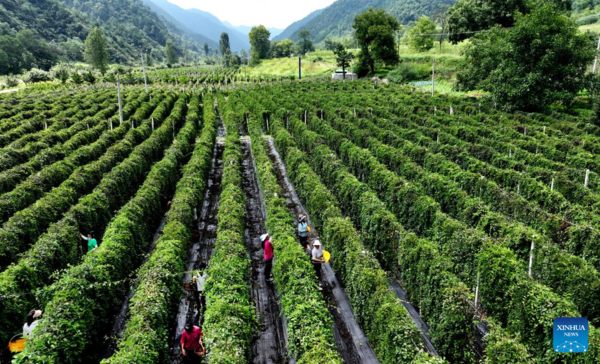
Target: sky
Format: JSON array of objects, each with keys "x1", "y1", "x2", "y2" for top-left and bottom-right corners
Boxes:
[{"x1": 167, "y1": 0, "x2": 337, "y2": 29}]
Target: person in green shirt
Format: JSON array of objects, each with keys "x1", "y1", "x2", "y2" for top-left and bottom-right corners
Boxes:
[{"x1": 80, "y1": 231, "x2": 98, "y2": 252}]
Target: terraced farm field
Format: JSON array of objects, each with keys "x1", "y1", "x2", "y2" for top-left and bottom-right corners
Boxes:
[{"x1": 1, "y1": 81, "x2": 600, "y2": 364}]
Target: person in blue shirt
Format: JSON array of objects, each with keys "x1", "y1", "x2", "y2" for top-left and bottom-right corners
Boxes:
[
  {"x1": 80, "y1": 231, "x2": 98, "y2": 252},
  {"x1": 297, "y1": 215, "x2": 309, "y2": 250}
]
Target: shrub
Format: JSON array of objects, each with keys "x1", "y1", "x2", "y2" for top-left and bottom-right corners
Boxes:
[
  {"x1": 51, "y1": 65, "x2": 70, "y2": 84},
  {"x1": 82, "y1": 71, "x2": 96, "y2": 84},
  {"x1": 23, "y1": 68, "x2": 51, "y2": 83},
  {"x1": 71, "y1": 72, "x2": 83, "y2": 84},
  {"x1": 6, "y1": 75, "x2": 20, "y2": 88},
  {"x1": 387, "y1": 63, "x2": 431, "y2": 83}
]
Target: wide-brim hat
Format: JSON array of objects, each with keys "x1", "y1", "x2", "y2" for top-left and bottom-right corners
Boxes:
[
  {"x1": 313, "y1": 240, "x2": 321, "y2": 246},
  {"x1": 260, "y1": 233, "x2": 269, "y2": 242}
]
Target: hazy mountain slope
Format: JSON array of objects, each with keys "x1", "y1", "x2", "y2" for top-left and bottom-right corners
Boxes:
[
  {"x1": 144, "y1": 0, "x2": 250, "y2": 51},
  {"x1": 273, "y1": 8, "x2": 325, "y2": 41},
  {"x1": 276, "y1": 0, "x2": 454, "y2": 43},
  {"x1": 142, "y1": 0, "x2": 218, "y2": 50},
  {"x1": 223, "y1": 21, "x2": 283, "y2": 38}
]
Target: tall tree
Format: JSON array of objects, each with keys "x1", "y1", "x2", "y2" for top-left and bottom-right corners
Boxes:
[
  {"x1": 203, "y1": 43, "x2": 210, "y2": 57},
  {"x1": 407, "y1": 16, "x2": 437, "y2": 52},
  {"x1": 220, "y1": 32, "x2": 231, "y2": 67},
  {"x1": 353, "y1": 8, "x2": 400, "y2": 75},
  {"x1": 84, "y1": 27, "x2": 109, "y2": 75},
  {"x1": 239, "y1": 49, "x2": 249, "y2": 65},
  {"x1": 433, "y1": 4, "x2": 450, "y2": 50},
  {"x1": 165, "y1": 40, "x2": 178, "y2": 65},
  {"x1": 297, "y1": 30, "x2": 314, "y2": 56},
  {"x1": 270, "y1": 39, "x2": 295, "y2": 58},
  {"x1": 249, "y1": 25, "x2": 271, "y2": 66},
  {"x1": 333, "y1": 44, "x2": 355, "y2": 79},
  {"x1": 456, "y1": 4, "x2": 594, "y2": 111}
]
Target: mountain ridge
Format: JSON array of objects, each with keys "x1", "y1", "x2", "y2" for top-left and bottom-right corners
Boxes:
[{"x1": 275, "y1": 0, "x2": 455, "y2": 43}]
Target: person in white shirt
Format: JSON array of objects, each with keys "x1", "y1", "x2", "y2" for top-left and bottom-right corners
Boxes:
[
  {"x1": 23, "y1": 310, "x2": 42, "y2": 337},
  {"x1": 311, "y1": 240, "x2": 325, "y2": 287}
]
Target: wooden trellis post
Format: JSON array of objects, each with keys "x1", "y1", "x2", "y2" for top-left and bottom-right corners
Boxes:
[
  {"x1": 528, "y1": 240, "x2": 535, "y2": 277},
  {"x1": 585, "y1": 169, "x2": 590, "y2": 188}
]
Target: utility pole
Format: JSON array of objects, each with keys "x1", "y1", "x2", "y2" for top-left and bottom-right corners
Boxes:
[
  {"x1": 594, "y1": 37, "x2": 600, "y2": 74},
  {"x1": 431, "y1": 57, "x2": 435, "y2": 97}
]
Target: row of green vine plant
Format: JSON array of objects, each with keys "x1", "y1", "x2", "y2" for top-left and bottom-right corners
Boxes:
[
  {"x1": 0, "y1": 90, "x2": 151, "y2": 223},
  {"x1": 224, "y1": 97, "x2": 342, "y2": 363},
  {"x1": 0, "y1": 89, "x2": 110, "y2": 145},
  {"x1": 0, "y1": 91, "x2": 164, "y2": 269},
  {"x1": 0, "y1": 89, "x2": 115, "y2": 171},
  {"x1": 105, "y1": 93, "x2": 217, "y2": 363},
  {"x1": 0, "y1": 92, "x2": 176, "y2": 344},
  {"x1": 13, "y1": 93, "x2": 192, "y2": 363},
  {"x1": 201, "y1": 96, "x2": 254, "y2": 363}
]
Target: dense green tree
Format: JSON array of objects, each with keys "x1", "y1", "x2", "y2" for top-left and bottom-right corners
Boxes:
[
  {"x1": 297, "y1": 30, "x2": 314, "y2": 56},
  {"x1": 249, "y1": 25, "x2": 271, "y2": 66},
  {"x1": 353, "y1": 8, "x2": 400, "y2": 75},
  {"x1": 0, "y1": 33, "x2": 35, "y2": 75},
  {"x1": 324, "y1": 38, "x2": 342, "y2": 51},
  {"x1": 203, "y1": 43, "x2": 210, "y2": 56},
  {"x1": 17, "y1": 30, "x2": 58, "y2": 71},
  {"x1": 333, "y1": 44, "x2": 355, "y2": 79},
  {"x1": 448, "y1": 0, "x2": 571, "y2": 44},
  {"x1": 407, "y1": 16, "x2": 437, "y2": 52},
  {"x1": 220, "y1": 32, "x2": 232, "y2": 66},
  {"x1": 456, "y1": 5, "x2": 594, "y2": 111},
  {"x1": 62, "y1": 38, "x2": 85, "y2": 61},
  {"x1": 270, "y1": 39, "x2": 295, "y2": 58},
  {"x1": 165, "y1": 39, "x2": 178, "y2": 65},
  {"x1": 84, "y1": 27, "x2": 109, "y2": 75}
]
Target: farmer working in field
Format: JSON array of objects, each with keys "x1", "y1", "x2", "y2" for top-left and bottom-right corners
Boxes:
[
  {"x1": 180, "y1": 322, "x2": 205, "y2": 359},
  {"x1": 262, "y1": 233, "x2": 274, "y2": 282},
  {"x1": 311, "y1": 240, "x2": 325, "y2": 287},
  {"x1": 297, "y1": 214, "x2": 310, "y2": 250},
  {"x1": 80, "y1": 231, "x2": 98, "y2": 252},
  {"x1": 23, "y1": 310, "x2": 42, "y2": 337}
]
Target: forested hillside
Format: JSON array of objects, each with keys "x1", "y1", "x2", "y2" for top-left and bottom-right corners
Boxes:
[
  {"x1": 0, "y1": 0, "x2": 204, "y2": 74},
  {"x1": 276, "y1": 0, "x2": 455, "y2": 43}
]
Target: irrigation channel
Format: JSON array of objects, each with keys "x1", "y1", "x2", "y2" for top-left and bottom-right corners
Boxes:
[
  {"x1": 169, "y1": 107, "x2": 226, "y2": 364},
  {"x1": 240, "y1": 137, "x2": 288, "y2": 364},
  {"x1": 266, "y1": 137, "x2": 379, "y2": 364}
]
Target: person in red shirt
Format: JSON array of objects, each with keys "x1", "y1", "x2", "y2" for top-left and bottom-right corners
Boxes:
[
  {"x1": 180, "y1": 322, "x2": 204, "y2": 359},
  {"x1": 261, "y1": 233, "x2": 274, "y2": 282}
]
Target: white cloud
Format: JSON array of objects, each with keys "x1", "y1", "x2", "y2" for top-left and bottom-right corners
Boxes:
[{"x1": 166, "y1": 0, "x2": 336, "y2": 29}]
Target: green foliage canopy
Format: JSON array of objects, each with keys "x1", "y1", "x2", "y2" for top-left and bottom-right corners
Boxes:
[
  {"x1": 165, "y1": 39, "x2": 179, "y2": 65},
  {"x1": 456, "y1": 5, "x2": 595, "y2": 111},
  {"x1": 249, "y1": 25, "x2": 271, "y2": 66},
  {"x1": 84, "y1": 27, "x2": 109, "y2": 75},
  {"x1": 333, "y1": 44, "x2": 355, "y2": 78},
  {"x1": 270, "y1": 39, "x2": 295, "y2": 58},
  {"x1": 296, "y1": 29, "x2": 315, "y2": 55},
  {"x1": 353, "y1": 8, "x2": 400, "y2": 75},
  {"x1": 407, "y1": 16, "x2": 437, "y2": 52}
]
